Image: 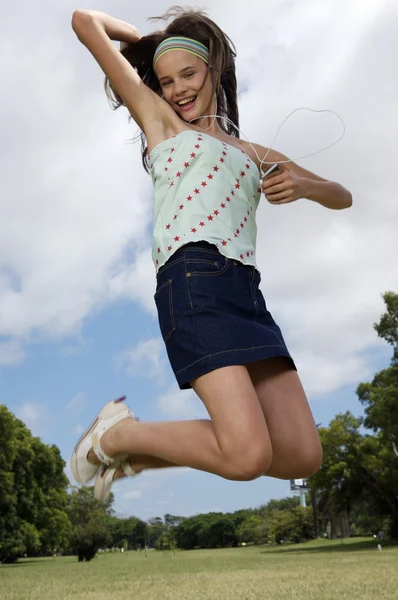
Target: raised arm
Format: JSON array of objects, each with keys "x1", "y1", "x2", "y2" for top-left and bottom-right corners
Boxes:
[{"x1": 71, "y1": 10, "x2": 169, "y2": 137}]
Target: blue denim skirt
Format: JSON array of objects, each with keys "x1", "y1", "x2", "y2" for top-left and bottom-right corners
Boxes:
[{"x1": 154, "y1": 241, "x2": 295, "y2": 390}]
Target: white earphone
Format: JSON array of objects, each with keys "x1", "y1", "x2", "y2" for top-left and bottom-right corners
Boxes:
[{"x1": 188, "y1": 96, "x2": 346, "y2": 178}]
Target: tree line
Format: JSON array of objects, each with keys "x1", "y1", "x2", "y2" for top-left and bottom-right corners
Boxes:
[{"x1": 1, "y1": 291, "x2": 397, "y2": 563}]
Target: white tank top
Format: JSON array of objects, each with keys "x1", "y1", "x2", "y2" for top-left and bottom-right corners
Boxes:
[{"x1": 149, "y1": 129, "x2": 261, "y2": 271}]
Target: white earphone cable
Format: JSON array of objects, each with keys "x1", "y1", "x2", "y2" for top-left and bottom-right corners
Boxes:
[{"x1": 189, "y1": 106, "x2": 346, "y2": 178}]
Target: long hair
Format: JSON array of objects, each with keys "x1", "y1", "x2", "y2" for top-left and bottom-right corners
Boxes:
[{"x1": 104, "y1": 6, "x2": 239, "y2": 173}]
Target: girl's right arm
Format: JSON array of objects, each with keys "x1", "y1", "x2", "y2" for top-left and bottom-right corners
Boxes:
[{"x1": 71, "y1": 10, "x2": 168, "y2": 137}]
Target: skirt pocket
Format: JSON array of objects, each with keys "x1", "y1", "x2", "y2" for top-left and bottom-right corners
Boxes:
[{"x1": 185, "y1": 255, "x2": 229, "y2": 277}]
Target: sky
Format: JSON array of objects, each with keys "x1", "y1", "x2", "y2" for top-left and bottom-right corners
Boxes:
[{"x1": 1, "y1": 0, "x2": 397, "y2": 521}]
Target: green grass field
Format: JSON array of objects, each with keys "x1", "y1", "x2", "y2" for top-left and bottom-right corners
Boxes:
[{"x1": 2, "y1": 538, "x2": 397, "y2": 600}]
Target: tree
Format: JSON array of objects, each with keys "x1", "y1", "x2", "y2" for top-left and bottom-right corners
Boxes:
[
  {"x1": 358, "y1": 291, "x2": 398, "y2": 455},
  {"x1": 355, "y1": 290, "x2": 398, "y2": 535},
  {"x1": 308, "y1": 412, "x2": 365, "y2": 539},
  {"x1": 0, "y1": 405, "x2": 71, "y2": 562},
  {"x1": 155, "y1": 531, "x2": 177, "y2": 551},
  {"x1": 236, "y1": 515, "x2": 265, "y2": 545},
  {"x1": 174, "y1": 512, "x2": 241, "y2": 550},
  {"x1": 355, "y1": 434, "x2": 398, "y2": 538},
  {"x1": 147, "y1": 516, "x2": 166, "y2": 548},
  {"x1": 67, "y1": 487, "x2": 112, "y2": 561},
  {"x1": 374, "y1": 291, "x2": 398, "y2": 363},
  {"x1": 204, "y1": 513, "x2": 238, "y2": 548},
  {"x1": 106, "y1": 515, "x2": 148, "y2": 550},
  {"x1": 267, "y1": 508, "x2": 312, "y2": 544},
  {"x1": 308, "y1": 409, "x2": 398, "y2": 539},
  {"x1": 260, "y1": 498, "x2": 301, "y2": 513},
  {"x1": 357, "y1": 367, "x2": 398, "y2": 455},
  {"x1": 0, "y1": 405, "x2": 25, "y2": 563},
  {"x1": 164, "y1": 513, "x2": 186, "y2": 528}
]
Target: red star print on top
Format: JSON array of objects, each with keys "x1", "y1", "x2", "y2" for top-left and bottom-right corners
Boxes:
[{"x1": 149, "y1": 130, "x2": 261, "y2": 272}]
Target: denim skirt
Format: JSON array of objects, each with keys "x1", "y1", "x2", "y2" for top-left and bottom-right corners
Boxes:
[{"x1": 154, "y1": 241, "x2": 296, "y2": 390}]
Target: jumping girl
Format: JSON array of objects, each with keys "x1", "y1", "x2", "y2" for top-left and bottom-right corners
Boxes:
[{"x1": 71, "y1": 6, "x2": 352, "y2": 501}]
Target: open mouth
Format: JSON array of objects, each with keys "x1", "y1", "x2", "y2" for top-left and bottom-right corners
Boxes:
[{"x1": 177, "y1": 96, "x2": 197, "y2": 111}]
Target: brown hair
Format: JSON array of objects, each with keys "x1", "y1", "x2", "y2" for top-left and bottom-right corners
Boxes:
[{"x1": 104, "y1": 5, "x2": 239, "y2": 173}]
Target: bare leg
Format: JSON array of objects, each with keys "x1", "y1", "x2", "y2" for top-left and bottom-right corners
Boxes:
[
  {"x1": 99, "y1": 365, "x2": 273, "y2": 481},
  {"x1": 88, "y1": 450, "x2": 178, "y2": 473},
  {"x1": 124, "y1": 454, "x2": 179, "y2": 472},
  {"x1": 113, "y1": 456, "x2": 179, "y2": 481},
  {"x1": 247, "y1": 358, "x2": 323, "y2": 479}
]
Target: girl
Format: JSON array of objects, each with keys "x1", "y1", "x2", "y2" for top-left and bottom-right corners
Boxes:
[{"x1": 71, "y1": 7, "x2": 352, "y2": 501}]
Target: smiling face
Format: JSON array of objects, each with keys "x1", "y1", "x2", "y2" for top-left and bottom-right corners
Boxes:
[{"x1": 156, "y1": 50, "x2": 215, "y2": 124}]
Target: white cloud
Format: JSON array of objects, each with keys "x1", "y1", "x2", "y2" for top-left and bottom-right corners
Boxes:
[
  {"x1": 294, "y1": 352, "x2": 373, "y2": 397},
  {"x1": 14, "y1": 401, "x2": 52, "y2": 436},
  {"x1": 0, "y1": 8, "x2": 153, "y2": 346},
  {"x1": 221, "y1": 0, "x2": 396, "y2": 399},
  {"x1": 115, "y1": 337, "x2": 167, "y2": 383},
  {"x1": 0, "y1": 0, "x2": 396, "y2": 402},
  {"x1": 16, "y1": 401, "x2": 40, "y2": 428},
  {"x1": 108, "y1": 247, "x2": 157, "y2": 315}
]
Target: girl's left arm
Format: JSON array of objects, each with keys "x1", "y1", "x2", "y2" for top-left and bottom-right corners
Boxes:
[{"x1": 252, "y1": 143, "x2": 352, "y2": 210}]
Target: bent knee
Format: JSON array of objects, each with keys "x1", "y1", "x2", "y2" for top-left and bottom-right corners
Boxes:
[
  {"x1": 301, "y1": 438, "x2": 323, "y2": 476},
  {"x1": 281, "y1": 441, "x2": 323, "y2": 479},
  {"x1": 302, "y1": 442, "x2": 323, "y2": 477},
  {"x1": 224, "y1": 445, "x2": 272, "y2": 481}
]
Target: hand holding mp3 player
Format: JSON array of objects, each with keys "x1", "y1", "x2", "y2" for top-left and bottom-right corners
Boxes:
[
  {"x1": 260, "y1": 160, "x2": 305, "y2": 205},
  {"x1": 262, "y1": 163, "x2": 281, "y2": 178}
]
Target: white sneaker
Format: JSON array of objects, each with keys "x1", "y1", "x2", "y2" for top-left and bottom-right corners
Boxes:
[
  {"x1": 94, "y1": 463, "x2": 137, "y2": 503},
  {"x1": 71, "y1": 396, "x2": 134, "y2": 485}
]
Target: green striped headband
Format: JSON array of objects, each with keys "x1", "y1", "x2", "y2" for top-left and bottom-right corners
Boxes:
[{"x1": 153, "y1": 36, "x2": 210, "y2": 71}]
